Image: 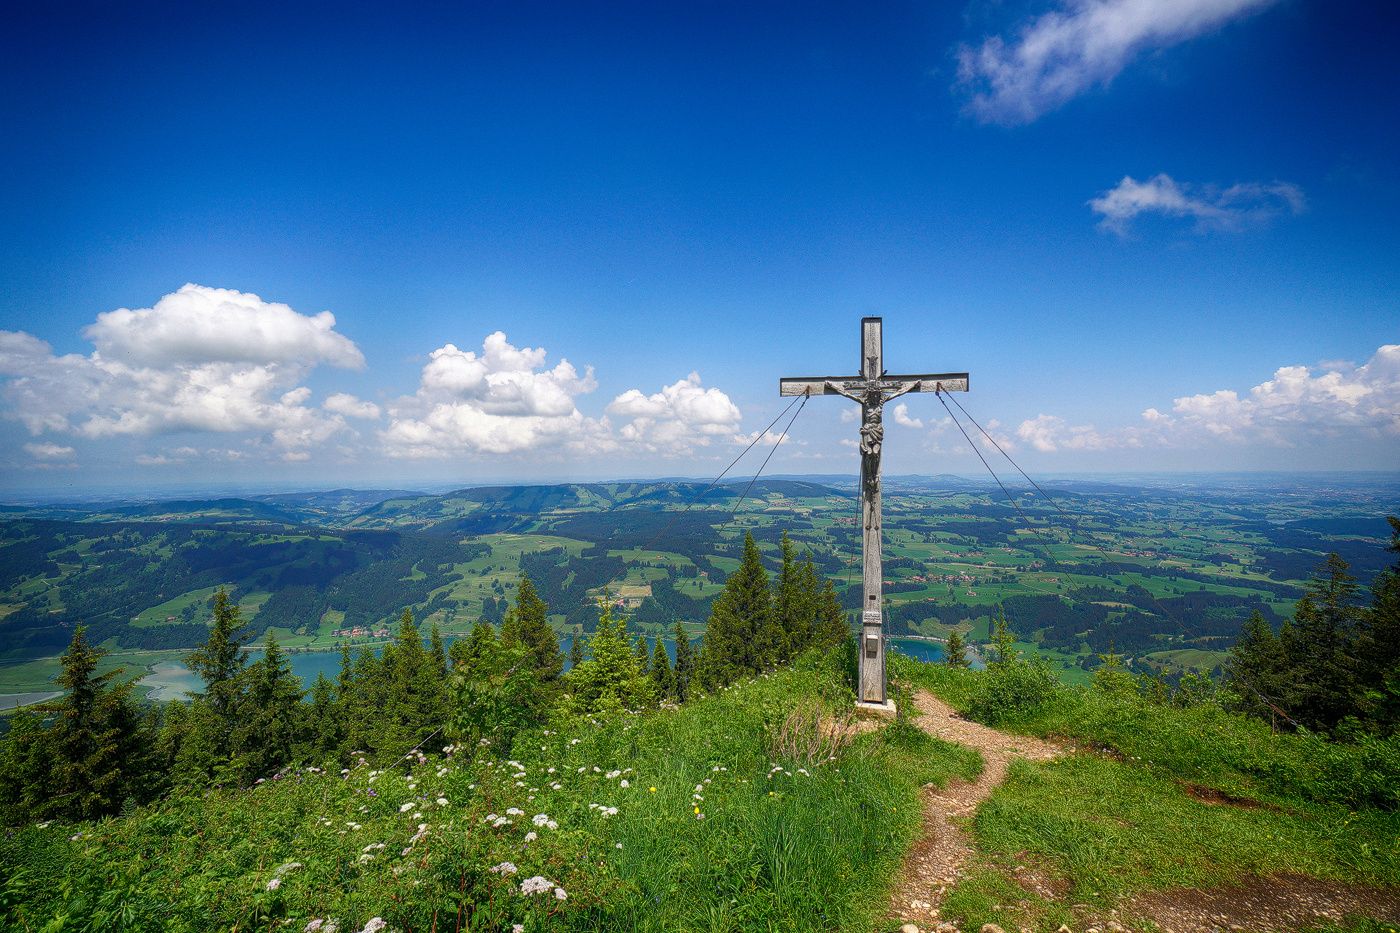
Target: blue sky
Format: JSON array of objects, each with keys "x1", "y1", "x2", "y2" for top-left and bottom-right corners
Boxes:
[{"x1": 2, "y1": 0, "x2": 1396, "y2": 494}]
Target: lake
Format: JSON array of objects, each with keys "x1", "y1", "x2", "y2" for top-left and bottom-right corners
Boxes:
[{"x1": 138, "y1": 634, "x2": 951, "y2": 699}]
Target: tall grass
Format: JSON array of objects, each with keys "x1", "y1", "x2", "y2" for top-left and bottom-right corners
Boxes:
[
  {"x1": 899, "y1": 656, "x2": 1400, "y2": 928},
  {"x1": 1, "y1": 652, "x2": 979, "y2": 933}
]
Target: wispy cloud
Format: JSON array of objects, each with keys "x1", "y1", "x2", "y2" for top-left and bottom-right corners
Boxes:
[
  {"x1": 955, "y1": 0, "x2": 1279, "y2": 125},
  {"x1": 1089, "y1": 173, "x2": 1305, "y2": 234}
]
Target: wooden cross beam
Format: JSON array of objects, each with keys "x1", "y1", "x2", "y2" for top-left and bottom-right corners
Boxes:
[{"x1": 779, "y1": 317, "x2": 968, "y2": 705}]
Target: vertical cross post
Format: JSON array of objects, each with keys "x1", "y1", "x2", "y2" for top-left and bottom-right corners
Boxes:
[
  {"x1": 779, "y1": 317, "x2": 969, "y2": 707},
  {"x1": 859, "y1": 318, "x2": 886, "y2": 703}
]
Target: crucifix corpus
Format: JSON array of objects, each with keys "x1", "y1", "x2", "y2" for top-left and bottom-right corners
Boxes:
[{"x1": 780, "y1": 317, "x2": 968, "y2": 706}]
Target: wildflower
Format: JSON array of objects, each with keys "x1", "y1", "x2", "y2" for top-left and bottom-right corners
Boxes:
[
  {"x1": 400, "y1": 803, "x2": 414, "y2": 812},
  {"x1": 532, "y1": 813, "x2": 551, "y2": 826},
  {"x1": 513, "y1": 926, "x2": 525, "y2": 933},
  {"x1": 275, "y1": 862, "x2": 303, "y2": 875},
  {"x1": 436, "y1": 797, "x2": 449, "y2": 807},
  {"x1": 524, "y1": 831, "x2": 537, "y2": 842},
  {"x1": 606, "y1": 769, "x2": 621, "y2": 779},
  {"x1": 360, "y1": 919, "x2": 387, "y2": 933},
  {"x1": 649, "y1": 787, "x2": 657, "y2": 793},
  {"x1": 357, "y1": 854, "x2": 374, "y2": 863},
  {"x1": 616, "y1": 843, "x2": 623, "y2": 849},
  {"x1": 694, "y1": 784, "x2": 703, "y2": 792},
  {"x1": 507, "y1": 807, "x2": 524, "y2": 816},
  {"x1": 520, "y1": 875, "x2": 556, "y2": 896},
  {"x1": 492, "y1": 816, "x2": 511, "y2": 827},
  {"x1": 554, "y1": 887, "x2": 568, "y2": 901},
  {"x1": 266, "y1": 878, "x2": 282, "y2": 891},
  {"x1": 620, "y1": 779, "x2": 630, "y2": 788}
]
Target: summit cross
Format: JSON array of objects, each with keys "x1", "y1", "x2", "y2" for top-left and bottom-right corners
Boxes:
[{"x1": 780, "y1": 317, "x2": 968, "y2": 705}]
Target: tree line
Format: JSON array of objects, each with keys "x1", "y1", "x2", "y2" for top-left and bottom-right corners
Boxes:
[
  {"x1": 0, "y1": 529, "x2": 850, "y2": 826},
  {"x1": 1225, "y1": 517, "x2": 1400, "y2": 735}
]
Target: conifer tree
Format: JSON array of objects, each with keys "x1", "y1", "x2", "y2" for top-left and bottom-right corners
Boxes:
[
  {"x1": 990, "y1": 607, "x2": 1016, "y2": 668},
  {"x1": 500, "y1": 574, "x2": 562, "y2": 680},
  {"x1": 672, "y1": 618, "x2": 693, "y2": 702},
  {"x1": 231, "y1": 632, "x2": 306, "y2": 781},
  {"x1": 45, "y1": 626, "x2": 144, "y2": 819},
  {"x1": 1225, "y1": 611, "x2": 1290, "y2": 721},
  {"x1": 185, "y1": 589, "x2": 249, "y2": 720},
  {"x1": 635, "y1": 633, "x2": 651, "y2": 676},
  {"x1": 1359, "y1": 517, "x2": 1400, "y2": 728},
  {"x1": 698, "y1": 532, "x2": 772, "y2": 687},
  {"x1": 568, "y1": 634, "x2": 585, "y2": 670},
  {"x1": 772, "y1": 531, "x2": 804, "y2": 661},
  {"x1": 943, "y1": 628, "x2": 970, "y2": 668},
  {"x1": 178, "y1": 589, "x2": 250, "y2": 777},
  {"x1": 651, "y1": 637, "x2": 674, "y2": 698},
  {"x1": 800, "y1": 553, "x2": 850, "y2": 649},
  {"x1": 428, "y1": 623, "x2": 448, "y2": 680},
  {"x1": 562, "y1": 599, "x2": 655, "y2": 716},
  {"x1": 1287, "y1": 552, "x2": 1364, "y2": 730}
]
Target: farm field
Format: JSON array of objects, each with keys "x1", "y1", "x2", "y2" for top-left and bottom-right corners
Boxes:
[{"x1": 2, "y1": 472, "x2": 1396, "y2": 704}]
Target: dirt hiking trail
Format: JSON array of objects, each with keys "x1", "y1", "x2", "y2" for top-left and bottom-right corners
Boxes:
[{"x1": 887, "y1": 689, "x2": 1400, "y2": 933}]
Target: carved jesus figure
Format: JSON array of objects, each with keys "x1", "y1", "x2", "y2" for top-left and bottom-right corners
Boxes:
[{"x1": 824, "y1": 380, "x2": 918, "y2": 504}]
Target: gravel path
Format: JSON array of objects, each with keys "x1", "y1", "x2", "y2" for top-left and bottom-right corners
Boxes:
[{"x1": 887, "y1": 689, "x2": 1061, "y2": 926}]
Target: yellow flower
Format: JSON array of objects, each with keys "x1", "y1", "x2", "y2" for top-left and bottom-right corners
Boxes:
[{"x1": 649, "y1": 787, "x2": 656, "y2": 792}]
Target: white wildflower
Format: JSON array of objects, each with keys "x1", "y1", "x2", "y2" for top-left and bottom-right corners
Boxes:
[
  {"x1": 360, "y1": 919, "x2": 387, "y2": 933},
  {"x1": 524, "y1": 831, "x2": 537, "y2": 842},
  {"x1": 554, "y1": 887, "x2": 568, "y2": 901},
  {"x1": 266, "y1": 878, "x2": 282, "y2": 891},
  {"x1": 520, "y1": 875, "x2": 556, "y2": 896},
  {"x1": 436, "y1": 797, "x2": 449, "y2": 807},
  {"x1": 532, "y1": 813, "x2": 550, "y2": 826},
  {"x1": 490, "y1": 861, "x2": 518, "y2": 875},
  {"x1": 506, "y1": 807, "x2": 524, "y2": 816},
  {"x1": 400, "y1": 803, "x2": 414, "y2": 813},
  {"x1": 546, "y1": 820, "x2": 558, "y2": 830},
  {"x1": 620, "y1": 779, "x2": 629, "y2": 788}
]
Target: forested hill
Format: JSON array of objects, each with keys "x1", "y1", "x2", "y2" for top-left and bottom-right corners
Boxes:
[{"x1": 0, "y1": 520, "x2": 487, "y2": 662}]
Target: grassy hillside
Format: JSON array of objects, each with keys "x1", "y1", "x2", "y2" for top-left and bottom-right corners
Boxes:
[{"x1": 0, "y1": 654, "x2": 979, "y2": 933}]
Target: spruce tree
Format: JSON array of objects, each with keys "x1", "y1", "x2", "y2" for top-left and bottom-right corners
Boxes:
[
  {"x1": 990, "y1": 607, "x2": 1016, "y2": 668},
  {"x1": 568, "y1": 634, "x2": 585, "y2": 670},
  {"x1": 562, "y1": 599, "x2": 655, "y2": 716},
  {"x1": 943, "y1": 628, "x2": 970, "y2": 668},
  {"x1": 48, "y1": 626, "x2": 144, "y2": 820},
  {"x1": 772, "y1": 531, "x2": 804, "y2": 661},
  {"x1": 231, "y1": 632, "x2": 306, "y2": 781},
  {"x1": 1358, "y1": 517, "x2": 1400, "y2": 728},
  {"x1": 185, "y1": 589, "x2": 250, "y2": 720},
  {"x1": 1225, "y1": 611, "x2": 1289, "y2": 721},
  {"x1": 635, "y1": 633, "x2": 651, "y2": 676},
  {"x1": 698, "y1": 532, "x2": 772, "y2": 687},
  {"x1": 500, "y1": 574, "x2": 562, "y2": 680},
  {"x1": 1288, "y1": 552, "x2": 1364, "y2": 731},
  {"x1": 672, "y1": 618, "x2": 693, "y2": 702},
  {"x1": 651, "y1": 637, "x2": 674, "y2": 698}
]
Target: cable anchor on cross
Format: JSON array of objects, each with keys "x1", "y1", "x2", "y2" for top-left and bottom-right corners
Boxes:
[{"x1": 779, "y1": 317, "x2": 968, "y2": 705}]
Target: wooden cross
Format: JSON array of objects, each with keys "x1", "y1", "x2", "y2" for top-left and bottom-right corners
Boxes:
[{"x1": 780, "y1": 317, "x2": 968, "y2": 705}]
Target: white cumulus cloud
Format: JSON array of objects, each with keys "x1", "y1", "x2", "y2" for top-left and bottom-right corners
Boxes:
[
  {"x1": 892, "y1": 403, "x2": 923, "y2": 429},
  {"x1": 382, "y1": 332, "x2": 607, "y2": 458},
  {"x1": 324, "y1": 393, "x2": 382, "y2": 420},
  {"x1": 1017, "y1": 344, "x2": 1400, "y2": 453},
  {"x1": 607, "y1": 372, "x2": 742, "y2": 457},
  {"x1": 956, "y1": 0, "x2": 1279, "y2": 125},
  {"x1": 84, "y1": 284, "x2": 363, "y2": 368},
  {"x1": 0, "y1": 286, "x2": 363, "y2": 456},
  {"x1": 1089, "y1": 173, "x2": 1305, "y2": 234}
]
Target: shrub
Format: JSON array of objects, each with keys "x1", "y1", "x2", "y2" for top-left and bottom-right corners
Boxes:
[{"x1": 963, "y1": 658, "x2": 1061, "y2": 727}]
